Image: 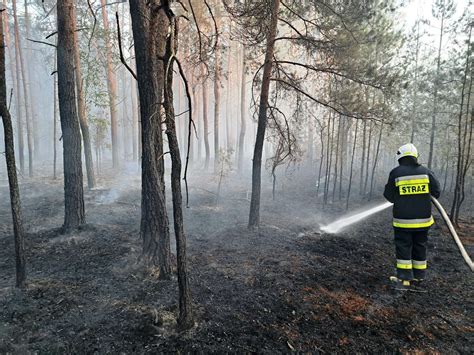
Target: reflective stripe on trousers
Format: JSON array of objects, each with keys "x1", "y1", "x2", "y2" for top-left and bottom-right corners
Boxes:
[
  {"x1": 393, "y1": 216, "x2": 434, "y2": 228},
  {"x1": 396, "y1": 259, "x2": 412, "y2": 269},
  {"x1": 412, "y1": 260, "x2": 427, "y2": 270}
]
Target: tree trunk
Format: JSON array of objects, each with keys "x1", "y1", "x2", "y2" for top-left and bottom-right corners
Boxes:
[
  {"x1": 363, "y1": 120, "x2": 373, "y2": 195},
  {"x1": 100, "y1": 0, "x2": 119, "y2": 169},
  {"x1": 225, "y1": 42, "x2": 232, "y2": 151},
  {"x1": 57, "y1": 0, "x2": 86, "y2": 231},
  {"x1": 194, "y1": 84, "x2": 202, "y2": 162},
  {"x1": 238, "y1": 45, "x2": 246, "y2": 172},
  {"x1": 163, "y1": 17, "x2": 194, "y2": 330},
  {"x1": 187, "y1": 86, "x2": 194, "y2": 163},
  {"x1": 324, "y1": 113, "x2": 334, "y2": 205},
  {"x1": 3, "y1": 8, "x2": 23, "y2": 172},
  {"x1": 131, "y1": 74, "x2": 139, "y2": 162},
  {"x1": 53, "y1": 59, "x2": 57, "y2": 180},
  {"x1": 248, "y1": 0, "x2": 280, "y2": 228},
  {"x1": 202, "y1": 77, "x2": 210, "y2": 170},
  {"x1": 73, "y1": 20, "x2": 95, "y2": 189},
  {"x1": 315, "y1": 122, "x2": 325, "y2": 197},
  {"x1": 338, "y1": 119, "x2": 348, "y2": 200},
  {"x1": 410, "y1": 20, "x2": 420, "y2": 143},
  {"x1": 451, "y1": 26, "x2": 472, "y2": 223},
  {"x1": 369, "y1": 121, "x2": 383, "y2": 199},
  {"x1": 359, "y1": 119, "x2": 367, "y2": 195},
  {"x1": 129, "y1": 0, "x2": 171, "y2": 279},
  {"x1": 12, "y1": 0, "x2": 33, "y2": 177},
  {"x1": 427, "y1": 12, "x2": 444, "y2": 169},
  {"x1": 24, "y1": 0, "x2": 39, "y2": 160},
  {"x1": 0, "y1": 11, "x2": 26, "y2": 288},
  {"x1": 332, "y1": 115, "x2": 341, "y2": 203},
  {"x1": 213, "y1": 45, "x2": 221, "y2": 172},
  {"x1": 346, "y1": 120, "x2": 359, "y2": 210}
]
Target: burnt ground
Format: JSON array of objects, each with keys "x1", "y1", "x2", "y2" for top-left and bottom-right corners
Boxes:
[{"x1": 0, "y1": 171, "x2": 473, "y2": 353}]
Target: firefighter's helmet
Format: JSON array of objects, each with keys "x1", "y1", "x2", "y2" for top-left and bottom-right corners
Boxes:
[{"x1": 396, "y1": 143, "x2": 418, "y2": 161}]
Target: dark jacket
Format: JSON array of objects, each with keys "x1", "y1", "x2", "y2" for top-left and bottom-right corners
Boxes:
[{"x1": 383, "y1": 157, "x2": 441, "y2": 230}]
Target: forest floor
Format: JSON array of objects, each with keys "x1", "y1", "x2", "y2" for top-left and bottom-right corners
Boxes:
[{"x1": 0, "y1": 169, "x2": 473, "y2": 353}]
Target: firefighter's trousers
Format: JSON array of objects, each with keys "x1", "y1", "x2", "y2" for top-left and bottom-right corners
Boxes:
[{"x1": 394, "y1": 229, "x2": 428, "y2": 280}]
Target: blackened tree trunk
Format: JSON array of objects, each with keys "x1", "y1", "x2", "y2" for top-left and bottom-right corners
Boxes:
[
  {"x1": 248, "y1": 0, "x2": 280, "y2": 228},
  {"x1": 0, "y1": 10, "x2": 26, "y2": 288},
  {"x1": 57, "y1": 0, "x2": 85, "y2": 231},
  {"x1": 129, "y1": 0, "x2": 171, "y2": 279},
  {"x1": 163, "y1": 15, "x2": 194, "y2": 330},
  {"x1": 73, "y1": 15, "x2": 95, "y2": 189}
]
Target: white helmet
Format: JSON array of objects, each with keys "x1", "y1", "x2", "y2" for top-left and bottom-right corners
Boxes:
[{"x1": 396, "y1": 143, "x2": 418, "y2": 161}]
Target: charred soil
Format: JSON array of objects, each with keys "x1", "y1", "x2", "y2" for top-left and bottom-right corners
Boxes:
[{"x1": 0, "y1": 173, "x2": 472, "y2": 353}]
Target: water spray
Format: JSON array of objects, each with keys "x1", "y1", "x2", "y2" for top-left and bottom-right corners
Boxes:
[
  {"x1": 319, "y1": 197, "x2": 474, "y2": 272},
  {"x1": 320, "y1": 201, "x2": 392, "y2": 234}
]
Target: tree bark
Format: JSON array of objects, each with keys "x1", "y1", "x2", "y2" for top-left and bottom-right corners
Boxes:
[
  {"x1": 129, "y1": 0, "x2": 171, "y2": 279},
  {"x1": 324, "y1": 113, "x2": 335, "y2": 205},
  {"x1": 24, "y1": 0, "x2": 39, "y2": 160},
  {"x1": 202, "y1": 76, "x2": 210, "y2": 170},
  {"x1": 3, "y1": 9, "x2": 23, "y2": 173},
  {"x1": 163, "y1": 17, "x2": 194, "y2": 330},
  {"x1": 346, "y1": 120, "x2": 358, "y2": 210},
  {"x1": 369, "y1": 121, "x2": 383, "y2": 199},
  {"x1": 225, "y1": 42, "x2": 232, "y2": 151},
  {"x1": 238, "y1": 45, "x2": 246, "y2": 172},
  {"x1": 363, "y1": 120, "x2": 373, "y2": 195},
  {"x1": 131, "y1": 73, "x2": 139, "y2": 162},
  {"x1": 315, "y1": 122, "x2": 325, "y2": 197},
  {"x1": 359, "y1": 118, "x2": 366, "y2": 195},
  {"x1": 450, "y1": 25, "x2": 472, "y2": 223},
  {"x1": 53, "y1": 58, "x2": 57, "y2": 180},
  {"x1": 332, "y1": 115, "x2": 341, "y2": 202},
  {"x1": 57, "y1": 0, "x2": 86, "y2": 231},
  {"x1": 427, "y1": 11, "x2": 444, "y2": 169},
  {"x1": 248, "y1": 0, "x2": 280, "y2": 228},
  {"x1": 100, "y1": 0, "x2": 119, "y2": 169},
  {"x1": 213, "y1": 44, "x2": 221, "y2": 172},
  {"x1": 73, "y1": 17, "x2": 95, "y2": 189},
  {"x1": 410, "y1": 20, "x2": 420, "y2": 143},
  {"x1": 12, "y1": 0, "x2": 33, "y2": 177},
  {"x1": 0, "y1": 11, "x2": 26, "y2": 288}
]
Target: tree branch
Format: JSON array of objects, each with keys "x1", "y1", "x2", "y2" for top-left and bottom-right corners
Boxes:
[{"x1": 115, "y1": 11, "x2": 137, "y2": 80}]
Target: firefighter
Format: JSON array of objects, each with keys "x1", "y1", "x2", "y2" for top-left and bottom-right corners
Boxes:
[{"x1": 383, "y1": 143, "x2": 441, "y2": 287}]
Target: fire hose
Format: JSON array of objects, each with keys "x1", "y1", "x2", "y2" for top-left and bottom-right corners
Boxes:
[{"x1": 431, "y1": 197, "x2": 474, "y2": 272}]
